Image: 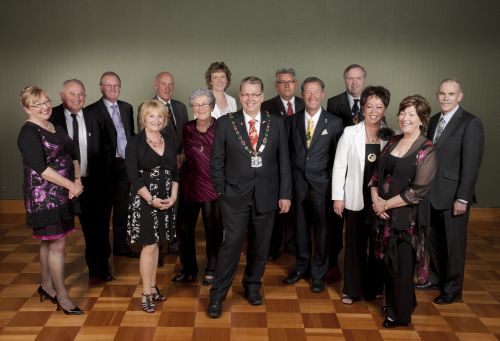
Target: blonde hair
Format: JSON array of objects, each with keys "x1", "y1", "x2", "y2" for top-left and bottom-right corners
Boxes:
[
  {"x1": 19, "y1": 86, "x2": 49, "y2": 108},
  {"x1": 138, "y1": 99, "x2": 169, "y2": 130}
]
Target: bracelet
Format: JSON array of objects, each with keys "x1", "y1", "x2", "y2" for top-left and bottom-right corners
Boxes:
[
  {"x1": 75, "y1": 177, "x2": 81, "y2": 181},
  {"x1": 383, "y1": 200, "x2": 388, "y2": 211},
  {"x1": 147, "y1": 196, "x2": 156, "y2": 206}
]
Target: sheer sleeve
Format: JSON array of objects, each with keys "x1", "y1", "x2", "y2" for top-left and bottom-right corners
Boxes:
[
  {"x1": 401, "y1": 142, "x2": 437, "y2": 204},
  {"x1": 17, "y1": 124, "x2": 48, "y2": 175}
]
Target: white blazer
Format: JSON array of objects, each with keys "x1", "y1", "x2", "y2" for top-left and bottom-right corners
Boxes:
[
  {"x1": 331, "y1": 121, "x2": 387, "y2": 211},
  {"x1": 211, "y1": 92, "x2": 237, "y2": 119}
]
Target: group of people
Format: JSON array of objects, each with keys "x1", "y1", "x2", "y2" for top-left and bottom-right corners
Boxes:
[{"x1": 17, "y1": 62, "x2": 484, "y2": 328}]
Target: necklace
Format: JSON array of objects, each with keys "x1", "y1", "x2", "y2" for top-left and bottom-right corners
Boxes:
[
  {"x1": 147, "y1": 134, "x2": 164, "y2": 148},
  {"x1": 28, "y1": 119, "x2": 53, "y2": 132},
  {"x1": 365, "y1": 126, "x2": 379, "y2": 143}
]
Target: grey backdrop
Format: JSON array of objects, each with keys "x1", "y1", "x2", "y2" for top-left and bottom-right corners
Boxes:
[{"x1": 1, "y1": 0, "x2": 499, "y2": 206}]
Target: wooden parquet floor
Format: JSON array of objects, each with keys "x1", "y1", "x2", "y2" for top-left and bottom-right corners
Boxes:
[{"x1": 0, "y1": 209, "x2": 499, "y2": 341}]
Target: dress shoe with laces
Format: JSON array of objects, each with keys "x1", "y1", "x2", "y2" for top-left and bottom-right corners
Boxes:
[
  {"x1": 244, "y1": 290, "x2": 263, "y2": 306},
  {"x1": 382, "y1": 318, "x2": 408, "y2": 328},
  {"x1": 207, "y1": 299, "x2": 222, "y2": 318},
  {"x1": 283, "y1": 271, "x2": 311, "y2": 284},
  {"x1": 171, "y1": 273, "x2": 197, "y2": 283},
  {"x1": 415, "y1": 281, "x2": 439, "y2": 290},
  {"x1": 433, "y1": 294, "x2": 461, "y2": 305},
  {"x1": 311, "y1": 279, "x2": 326, "y2": 293}
]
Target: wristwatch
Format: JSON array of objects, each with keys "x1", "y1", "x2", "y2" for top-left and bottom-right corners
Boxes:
[{"x1": 147, "y1": 196, "x2": 156, "y2": 206}]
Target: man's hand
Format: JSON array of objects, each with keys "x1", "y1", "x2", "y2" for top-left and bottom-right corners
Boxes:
[
  {"x1": 453, "y1": 200, "x2": 467, "y2": 216},
  {"x1": 278, "y1": 199, "x2": 291, "y2": 213}
]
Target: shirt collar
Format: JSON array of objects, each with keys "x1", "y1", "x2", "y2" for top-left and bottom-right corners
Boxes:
[
  {"x1": 441, "y1": 105, "x2": 460, "y2": 123},
  {"x1": 243, "y1": 111, "x2": 261, "y2": 124}
]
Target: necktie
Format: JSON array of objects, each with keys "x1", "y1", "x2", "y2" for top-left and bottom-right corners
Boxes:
[
  {"x1": 70, "y1": 113, "x2": 80, "y2": 162},
  {"x1": 110, "y1": 104, "x2": 127, "y2": 158},
  {"x1": 433, "y1": 116, "x2": 446, "y2": 143},
  {"x1": 166, "y1": 102, "x2": 176, "y2": 131},
  {"x1": 248, "y1": 119, "x2": 259, "y2": 152},
  {"x1": 352, "y1": 99, "x2": 360, "y2": 124},
  {"x1": 287, "y1": 101, "x2": 293, "y2": 116},
  {"x1": 306, "y1": 118, "x2": 314, "y2": 148}
]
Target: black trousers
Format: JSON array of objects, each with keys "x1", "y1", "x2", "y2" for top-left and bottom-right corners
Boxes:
[
  {"x1": 105, "y1": 158, "x2": 131, "y2": 255},
  {"x1": 385, "y1": 236, "x2": 416, "y2": 324},
  {"x1": 295, "y1": 190, "x2": 331, "y2": 280},
  {"x1": 328, "y1": 213, "x2": 344, "y2": 268},
  {"x1": 178, "y1": 198, "x2": 223, "y2": 276},
  {"x1": 268, "y1": 207, "x2": 295, "y2": 256},
  {"x1": 429, "y1": 205, "x2": 470, "y2": 297},
  {"x1": 209, "y1": 197, "x2": 275, "y2": 302},
  {"x1": 79, "y1": 176, "x2": 110, "y2": 276},
  {"x1": 343, "y1": 209, "x2": 384, "y2": 299}
]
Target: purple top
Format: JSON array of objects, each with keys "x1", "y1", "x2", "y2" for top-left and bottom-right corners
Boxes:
[{"x1": 181, "y1": 119, "x2": 218, "y2": 202}]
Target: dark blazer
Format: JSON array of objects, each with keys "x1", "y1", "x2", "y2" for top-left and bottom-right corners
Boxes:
[
  {"x1": 50, "y1": 104, "x2": 107, "y2": 179},
  {"x1": 211, "y1": 110, "x2": 292, "y2": 214},
  {"x1": 261, "y1": 95, "x2": 305, "y2": 117},
  {"x1": 86, "y1": 98, "x2": 135, "y2": 151},
  {"x1": 326, "y1": 91, "x2": 354, "y2": 128},
  {"x1": 287, "y1": 109, "x2": 343, "y2": 201},
  {"x1": 427, "y1": 106, "x2": 484, "y2": 209}
]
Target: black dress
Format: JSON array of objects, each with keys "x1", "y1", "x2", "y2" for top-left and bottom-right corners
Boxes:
[
  {"x1": 17, "y1": 122, "x2": 77, "y2": 239},
  {"x1": 370, "y1": 134, "x2": 436, "y2": 323},
  {"x1": 125, "y1": 130, "x2": 178, "y2": 245}
]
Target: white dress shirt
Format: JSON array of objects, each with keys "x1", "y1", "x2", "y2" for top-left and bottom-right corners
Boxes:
[{"x1": 64, "y1": 108, "x2": 88, "y2": 177}]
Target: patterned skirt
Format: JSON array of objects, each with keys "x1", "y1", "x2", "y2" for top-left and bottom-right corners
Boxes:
[{"x1": 127, "y1": 166, "x2": 176, "y2": 245}]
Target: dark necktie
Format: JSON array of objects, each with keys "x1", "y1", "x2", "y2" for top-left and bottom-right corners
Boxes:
[
  {"x1": 287, "y1": 101, "x2": 293, "y2": 116},
  {"x1": 70, "y1": 113, "x2": 81, "y2": 162},
  {"x1": 166, "y1": 102, "x2": 176, "y2": 131},
  {"x1": 352, "y1": 99, "x2": 361, "y2": 124}
]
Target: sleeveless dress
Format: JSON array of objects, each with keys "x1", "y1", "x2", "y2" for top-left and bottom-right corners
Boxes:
[{"x1": 17, "y1": 122, "x2": 77, "y2": 239}]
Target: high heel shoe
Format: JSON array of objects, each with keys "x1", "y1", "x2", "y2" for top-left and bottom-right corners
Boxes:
[
  {"x1": 56, "y1": 296, "x2": 83, "y2": 315},
  {"x1": 37, "y1": 286, "x2": 56, "y2": 304},
  {"x1": 141, "y1": 293, "x2": 155, "y2": 313},
  {"x1": 151, "y1": 285, "x2": 167, "y2": 302}
]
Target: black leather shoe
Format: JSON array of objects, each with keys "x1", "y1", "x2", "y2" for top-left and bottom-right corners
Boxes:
[
  {"x1": 171, "y1": 273, "x2": 197, "y2": 283},
  {"x1": 433, "y1": 294, "x2": 462, "y2": 305},
  {"x1": 283, "y1": 271, "x2": 311, "y2": 284},
  {"x1": 311, "y1": 279, "x2": 325, "y2": 293},
  {"x1": 383, "y1": 318, "x2": 408, "y2": 328},
  {"x1": 381, "y1": 305, "x2": 388, "y2": 314},
  {"x1": 207, "y1": 300, "x2": 222, "y2": 318},
  {"x1": 56, "y1": 297, "x2": 84, "y2": 315},
  {"x1": 415, "y1": 281, "x2": 439, "y2": 290},
  {"x1": 244, "y1": 290, "x2": 263, "y2": 306},
  {"x1": 202, "y1": 275, "x2": 214, "y2": 286}
]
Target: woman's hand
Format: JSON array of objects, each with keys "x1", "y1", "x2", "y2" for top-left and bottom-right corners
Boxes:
[
  {"x1": 69, "y1": 180, "x2": 84, "y2": 199},
  {"x1": 372, "y1": 195, "x2": 386, "y2": 215},
  {"x1": 333, "y1": 200, "x2": 344, "y2": 218}
]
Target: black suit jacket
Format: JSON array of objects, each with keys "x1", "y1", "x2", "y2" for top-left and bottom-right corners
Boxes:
[
  {"x1": 261, "y1": 95, "x2": 305, "y2": 117},
  {"x1": 211, "y1": 110, "x2": 292, "y2": 214},
  {"x1": 50, "y1": 104, "x2": 107, "y2": 179},
  {"x1": 86, "y1": 98, "x2": 135, "y2": 170},
  {"x1": 326, "y1": 91, "x2": 354, "y2": 128},
  {"x1": 427, "y1": 106, "x2": 484, "y2": 209},
  {"x1": 287, "y1": 109, "x2": 343, "y2": 201}
]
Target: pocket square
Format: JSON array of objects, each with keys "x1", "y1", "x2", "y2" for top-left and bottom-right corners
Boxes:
[{"x1": 321, "y1": 129, "x2": 328, "y2": 135}]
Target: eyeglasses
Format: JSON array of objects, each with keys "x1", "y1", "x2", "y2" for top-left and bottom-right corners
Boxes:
[
  {"x1": 276, "y1": 80, "x2": 295, "y2": 86},
  {"x1": 29, "y1": 99, "x2": 52, "y2": 109},
  {"x1": 240, "y1": 93, "x2": 262, "y2": 99},
  {"x1": 192, "y1": 102, "x2": 211, "y2": 109}
]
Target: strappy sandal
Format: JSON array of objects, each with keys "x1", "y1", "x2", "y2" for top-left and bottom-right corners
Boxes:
[
  {"x1": 141, "y1": 293, "x2": 155, "y2": 313},
  {"x1": 151, "y1": 285, "x2": 167, "y2": 302},
  {"x1": 341, "y1": 294, "x2": 356, "y2": 305}
]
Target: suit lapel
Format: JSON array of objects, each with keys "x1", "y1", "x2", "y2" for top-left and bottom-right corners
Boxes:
[
  {"x1": 296, "y1": 112, "x2": 307, "y2": 149},
  {"x1": 427, "y1": 114, "x2": 439, "y2": 139},
  {"x1": 309, "y1": 110, "x2": 327, "y2": 149},
  {"x1": 276, "y1": 96, "x2": 287, "y2": 116},
  {"x1": 435, "y1": 107, "x2": 463, "y2": 146},
  {"x1": 354, "y1": 122, "x2": 365, "y2": 162},
  {"x1": 256, "y1": 112, "x2": 269, "y2": 152},
  {"x1": 234, "y1": 112, "x2": 252, "y2": 149}
]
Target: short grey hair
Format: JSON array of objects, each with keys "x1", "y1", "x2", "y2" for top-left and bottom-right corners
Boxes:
[
  {"x1": 189, "y1": 88, "x2": 216, "y2": 110},
  {"x1": 275, "y1": 67, "x2": 296, "y2": 80},
  {"x1": 62, "y1": 79, "x2": 85, "y2": 90},
  {"x1": 439, "y1": 77, "x2": 462, "y2": 92}
]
